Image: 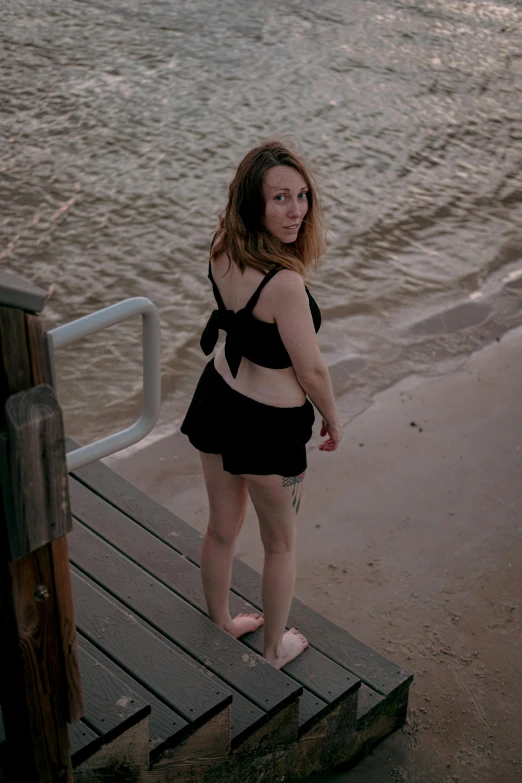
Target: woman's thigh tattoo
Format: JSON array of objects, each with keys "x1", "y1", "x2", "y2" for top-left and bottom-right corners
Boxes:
[{"x1": 282, "y1": 471, "x2": 306, "y2": 513}]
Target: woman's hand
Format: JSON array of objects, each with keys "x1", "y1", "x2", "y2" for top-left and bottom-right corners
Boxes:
[{"x1": 319, "y1": 418, "x2": 343, "y2": 452}]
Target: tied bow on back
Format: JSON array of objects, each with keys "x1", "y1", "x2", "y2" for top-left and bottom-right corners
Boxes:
[
  {"x1": 200, "y1": 307, "x2": 248, "y2": 378},
  {"x1": 201, "y1": 257, "x2": 281, "y2": 378}
]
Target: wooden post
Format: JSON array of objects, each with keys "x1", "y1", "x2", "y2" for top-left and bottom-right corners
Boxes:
[
  {"x1": 0, "y1": 274, "x2": 83, "y2": 782},
  {"x1": 6, "y1": 385, "x2": 72, "y2": 560}
]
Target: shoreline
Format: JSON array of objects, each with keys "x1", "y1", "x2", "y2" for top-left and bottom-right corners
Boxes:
[
  {"x1": 108, "y1": 324, "x2": 522, "y2": 782},
  {"x1": 106, "y1": 272, "x2": 522, "y2": 468}
]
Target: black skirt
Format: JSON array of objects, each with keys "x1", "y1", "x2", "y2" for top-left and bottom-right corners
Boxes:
[{"x1": 180, "y1": 359, "x2": 315, "y2": 477}]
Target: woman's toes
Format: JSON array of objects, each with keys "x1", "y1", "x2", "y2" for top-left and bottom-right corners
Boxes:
[
  {"x1": 225, "y1": 613, "x2": 265, "y2": 639},
  {"x1": 264, "y1": 629, "x2": 309, "y2": 669}
]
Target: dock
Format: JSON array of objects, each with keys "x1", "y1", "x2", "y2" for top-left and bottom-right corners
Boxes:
[
  {"x1": 62, "y1": 443, "x2": 411, "y2": 781},
  {"x1": 0, "y1": 272, "x2": 412, "y2": 781}
]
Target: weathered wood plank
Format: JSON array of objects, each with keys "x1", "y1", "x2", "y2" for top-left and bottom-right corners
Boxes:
[
  {"x1": 208, "y1": 552, "x2": 411, "y2": 697},
  {"x1": 0, "y1": 437, "x2": 34, "y2": 780},
  {"x1": 69, "y1": 476, "x2": 358, "y2": 706},
  {"x1": 136, "y1": 615, "x2": 267, "y2": 749},
  {"x1": 147, "y1": 692, "x2": 359, "y2": 783},
  {"x1": 0, "y1": 307, "x2": 32, "y2": 423},
  {"x1": 48, "y1": 535, "x2": 84, "y2": 724},
  {"x1": 232, "y1": 700, "x2": 299, "y2": 756},
  {"x1": 6, "y1": 384, "x2": 72, "y2": 560},
  {"x1": 68, "y1": 722, "x2": 102, "y2": 768},
  {"x1": 65, "y1": 685, "x2": 402, "y2": 783},
  {"x1": 25, "y1": 314, "x2": 53, "y2": 392},
  {"x1": 357, "y1": 683, "x2": 385, "y2": 725},
  {"x1": 153, "y1": 707, "x2": 232, "y2": 778},
  {"x1": 69, "y1": 519, "x2": 302, "y2": 715},
  {"x1": 71, "y1": 567, "x2": 232, "y2": 730},
  {"x1": 69, "y1": 504, "x2": 297, "y2": 748},
  {"x1": 7, "y1": 544, "x2": 72, "y2": 780},
  {"x1": 26, "y1": 314, "x2": 83, "y2": 724},
  {"x1": 68, "y1": 479, "x2": 358, "y2": 744},
  {"x1": 0, "y1": 271, "x2": 47, "y2": 314},
  {"x1": 70, "y1": 500, "x2": 312, "y2": 747},
  {"x1": 72, "y1": 713, "x2": 150, "y2": 783},
  {"x1": 285, "y1": 602, "x2": 412, "y2": 696},
  {"x1": 66, "y1": 437, "x2": 203, "y2": 552},
  {"x1": 68, "y1": 450, "x2": 411, "y2": 698},
  {"x1": 0, "y1": 431, "x2": 15, "y2": 530},
  {"x1": 349, "y1": 680, "x2": 410, "y2": 771},
  {"x1": 297, "y1": 690, "x2": 327, "y2": 731},
  {"x1": 240, "y1": 625, "x2": 359, "y2": 706},
  {"x1": 78, "y1": 644, "x2": 151, "y2": 743},
  {"x1": 0, "y1": 307, "x2": 74, "y2": 781},
  {"x1": 78, "y1": 634, "x2": 190, "y2": 761}
]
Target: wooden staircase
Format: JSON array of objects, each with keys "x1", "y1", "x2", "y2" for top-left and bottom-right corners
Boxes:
[{"x1": 0, "y1": 446, "x2": 412, "y2": 782}]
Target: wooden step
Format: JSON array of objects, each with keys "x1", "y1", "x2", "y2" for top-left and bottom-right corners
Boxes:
[
  {"x1": 71, "y1": 641, "x2": 152, "y2": 776},
  {"x1": 136, "y1": 621, "x2": 291, "y2": 755},
  {"x1": 68, "y1": 454, "x2": 410, "y2": 695},
  {"x1": 2, "y1": 700, "x2": 149, "y2": 781},
  {"x1": 69, "y1": 518, "x2": 302, "y2": 715},
  {"x1": 68, "y1": 720, "x2": 103, "y2": 767},
  {"x1": 1, "y1": 698, "x2": 149, "y2": 780},
  {"x1": 69, "y1": 517, "x2": 303, "y2": 748},
  {"x1": 0, "y1": 706, "x2": 103, "y2": 776},
  {"x1": 220, "y1": 560, "x2": 411, "y2": 752},
  {"x1": 69, "y1": 475, "x2": 360, "y2": 742},
  {"x1": 78, "y1": 643, "x2": 151, "y2": 746},
  {"x1": 67, "y1": 440, "x2": 413, "y2": 776},
  {"x1": 71, "y1": 569, "x2": 232, "y2": 758},
  {"x1": 72, "y1": 714, "x2": 150, "y2": 782},
  {"x1": 77, "y1": 634, "x2": 190, "y2": 763},
  {"x1": 0, "y1": 707, "x2": 102, "y2": 775}
]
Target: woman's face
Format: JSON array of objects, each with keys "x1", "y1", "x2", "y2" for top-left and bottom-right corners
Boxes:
[{"x1": 262, "y1": 165, "x2": 309, "y2": 243}]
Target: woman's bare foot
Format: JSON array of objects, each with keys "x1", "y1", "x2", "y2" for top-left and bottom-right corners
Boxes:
[
  {"x1": 223, "y1": 613, "x2": 264, "y2": 639},
  {"x1": 264, "y1": 628, "x2": 309, "y2": 669}
]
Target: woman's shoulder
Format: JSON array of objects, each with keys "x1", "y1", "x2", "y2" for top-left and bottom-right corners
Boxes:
[
  {"x1": 267, "y1": 268, "x2": 309, "y2": 312},
  {"x1": 211, "y1": 250, "x2": 229, "y2": 270},
  {"x1": 271, "y1": 267, "x2": 306, "y2": 293},
  {"x1": 210, "y1": 252, "x2": 235, "y2": 283}
]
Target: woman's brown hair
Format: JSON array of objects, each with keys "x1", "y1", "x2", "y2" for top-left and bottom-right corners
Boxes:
[{"x1": 211, "y1": 140, "x2": 324, "y2": 276}]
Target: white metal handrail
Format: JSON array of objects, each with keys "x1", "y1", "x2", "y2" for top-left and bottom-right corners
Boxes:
[{"x1": 47, "y1": 297, "x2": 161, "y2": 473}]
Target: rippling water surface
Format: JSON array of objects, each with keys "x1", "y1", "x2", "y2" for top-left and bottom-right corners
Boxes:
[{"x1": 2, "y1": 0, "x2": 521, "y2": 444}]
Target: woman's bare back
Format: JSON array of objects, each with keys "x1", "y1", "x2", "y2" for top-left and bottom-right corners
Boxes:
[{"x1": 211, "y1": 253, "x2": 307, "y2": 408}]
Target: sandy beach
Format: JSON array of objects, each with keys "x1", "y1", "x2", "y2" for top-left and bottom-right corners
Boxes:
[{"x1": 108, "y1": 326, "x2": 522, "y2": 783}]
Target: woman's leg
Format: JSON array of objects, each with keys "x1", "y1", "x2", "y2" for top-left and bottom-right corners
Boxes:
[
  {"x1": 199, "y1": 451, "x2": 264, "y2": 638},
  {"x1": 244, "y1": 472, "x2": 308, "y2": 668}
]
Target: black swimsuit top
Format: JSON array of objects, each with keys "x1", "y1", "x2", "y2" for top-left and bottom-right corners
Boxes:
[{"x1": 200, "y1": 263, "x2": 322, "y2": 378}]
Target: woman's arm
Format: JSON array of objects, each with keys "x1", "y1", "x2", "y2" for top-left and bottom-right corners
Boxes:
[{"x1": 272, "y1": 271, "x2": 343, "y2": 450}]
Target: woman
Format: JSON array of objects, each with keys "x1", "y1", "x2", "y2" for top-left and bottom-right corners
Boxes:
[{"x1": 181, "y1": 141, "x2": 343, "y2": 669}]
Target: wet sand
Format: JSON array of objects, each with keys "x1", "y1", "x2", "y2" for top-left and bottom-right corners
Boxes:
[{"x1": 108, "y1": 326, "x2": 522, "y2": 782}]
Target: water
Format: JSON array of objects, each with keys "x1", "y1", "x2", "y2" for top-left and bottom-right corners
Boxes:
[{"x1": 1, "y1": 0, "x2": 521, "y2": 447}]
